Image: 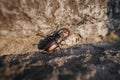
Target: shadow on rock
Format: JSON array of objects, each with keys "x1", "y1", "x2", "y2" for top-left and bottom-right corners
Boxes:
[
  {"x1": 0, "y1": 41, "x2": 120, "y2": 80},
  {"x1": 14, "y1": 65, "x2": 53, "y2": 80},
  {"x1": 90, "y1": 61, "x2": 120, "y2": 80}
]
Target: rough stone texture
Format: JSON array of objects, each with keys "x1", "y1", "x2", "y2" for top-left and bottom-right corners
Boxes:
[
  {"x1": 0, "y1": 0, "x2": 120, "y2": 80},
  {"x1": 107, "y1": 0, "x2": 120, "y2": 31},
  {"x1": 0, "y1": 0, "x2": 108, "y2": 55},
  {"x1": 0, "y1": 41, "x2": 120, "y2": 80}
]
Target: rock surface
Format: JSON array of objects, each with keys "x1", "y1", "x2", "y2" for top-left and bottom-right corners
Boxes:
[
  {"x1": 0, "y1": 0, "x2": 108, "y2": 55},
  {"x1": 0, "y1": 0, "x2": 120, "y2": 80},
  {"x1": 107, "y1": 0, "x2": 120, "y2": 30},
  {"x1": 0, "y1": 41, "x2": 120, "y2": 80}
]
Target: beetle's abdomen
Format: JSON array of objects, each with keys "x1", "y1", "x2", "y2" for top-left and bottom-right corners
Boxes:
[
  {"x1": 38, "y1": 37, "x2": 52, "y2": 50},
  {"x1": 44, "y1": 40, "x2": 58, "y2": 52}
]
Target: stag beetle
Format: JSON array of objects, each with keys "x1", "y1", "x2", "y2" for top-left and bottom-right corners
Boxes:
[{"x1": 38, "y1": 28, "x2": 70, "y2": 53}]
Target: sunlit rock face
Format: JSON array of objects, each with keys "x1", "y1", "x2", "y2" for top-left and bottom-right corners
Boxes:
[{"x1": 0, "y1": 0, "x2": 108, "y2": 55}]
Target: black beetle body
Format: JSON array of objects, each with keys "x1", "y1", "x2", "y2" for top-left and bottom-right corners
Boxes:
[{"x1": 38, "y1": 28, "x2": 70, "y2": 52}]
